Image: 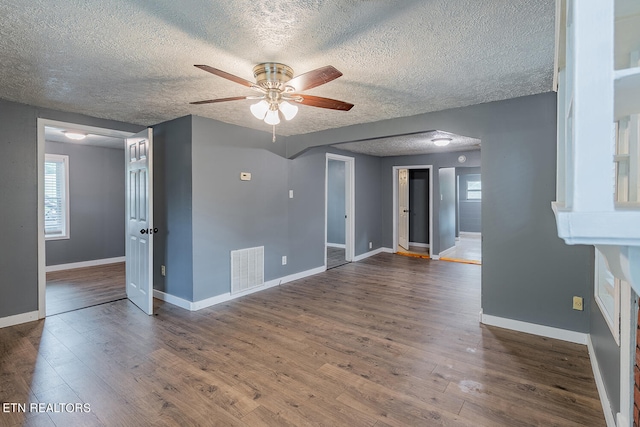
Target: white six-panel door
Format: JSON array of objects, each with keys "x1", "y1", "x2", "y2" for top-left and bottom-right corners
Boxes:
[
  {"x1": 125, "y1": 128, "x2": 153, "y2": 315},
  {"x1": 398, "y1": 168, "x2": 409, "y2": 251}
]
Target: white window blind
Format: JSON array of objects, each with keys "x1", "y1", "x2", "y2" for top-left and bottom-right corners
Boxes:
[
  {"x1": 44, "y1": 154, "x2": 70, "y2": 239},
  {"x1": 466, "y1": 180, "x2": 481, "y2": 200}
]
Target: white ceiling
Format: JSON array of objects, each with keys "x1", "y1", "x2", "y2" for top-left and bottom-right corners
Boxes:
[
  {"x1": 45, "y1": 127, "x2": 125, "y2": 150},
  {"x1": 333, "y1": 131, "x2": 480, "y2": 157},
  {"x1": 0, "y1": 0, "x2": 555, "y2": 140}
]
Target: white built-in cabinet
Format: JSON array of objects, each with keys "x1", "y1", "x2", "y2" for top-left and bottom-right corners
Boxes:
[
  {"x1": 554, "y1": 2, "x2": 639, "y2": 426},
  {"x1": 554, "y1": 0, "x2": 640, "y2": 295}
]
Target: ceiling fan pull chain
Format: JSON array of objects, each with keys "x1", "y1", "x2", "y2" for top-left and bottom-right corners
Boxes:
[{"x1": 272, "y1": 125, "x2": 276, "y2": 143}]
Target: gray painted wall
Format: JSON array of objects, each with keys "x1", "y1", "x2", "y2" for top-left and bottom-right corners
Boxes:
[
  {"x1": 287, "y1": 148, "x2": 326, "y2": 274},
  {"x1": 349, "y1": 150, "x2": 382, "y2": 256},
  {"x1": 0, "y1": 98, "x2": 142, "y2": 319},
  {"x1": 45, "y1": 141, "x2": 125, "y2": 266},
  {"x1": 480, "y1": 94, "x2": 592, "y2": 333},
  {"x1": 457, "y1": 169, "x2": 481, "y2": 233},
  {"x1": 0, "y1": 100, "x2": 39, "y2": 318},
  {"x1": 438, "y1": 168, "x2": 456, "y2": 253},
  {"x1": 327, "y1": 160, "x2": 346, "y2": 245},
  {"x1": 409, "y1": 169, "x2": 429, "y2": 245},
  {"x1": 152, "y1": 115, "x2": 193, "y2": 300},
  {"x1": 289, "y1": 92, "x2": 593, "y2": 335}
]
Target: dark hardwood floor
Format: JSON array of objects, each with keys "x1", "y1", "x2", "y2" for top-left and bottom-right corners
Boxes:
[
  {"x1": 45, "y1": 263, "x2": 126, "y2": 316},
  {"x1": 1, "y1": 254, "x2": 604, "y2": 426}
]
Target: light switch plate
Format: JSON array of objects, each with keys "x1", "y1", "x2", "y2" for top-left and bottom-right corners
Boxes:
[{"x1": 240, "y1": 172, "x2": 251, "y2": 181}]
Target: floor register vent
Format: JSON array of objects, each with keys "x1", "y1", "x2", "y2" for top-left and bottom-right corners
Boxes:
[{"x1": 231, "y1": 246, "x2": 264, "y2": 294}]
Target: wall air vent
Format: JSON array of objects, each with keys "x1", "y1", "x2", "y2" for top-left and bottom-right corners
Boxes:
[{"x1": 230, "y1": 246, "x2": 264, "y2": 294}]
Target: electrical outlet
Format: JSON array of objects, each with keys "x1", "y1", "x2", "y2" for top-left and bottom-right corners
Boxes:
[
  {"x1": 282, "y1": 256, "x2": 287, "y2": 265},
  {"x1": 369, "y1": 241, "x2": 372, "y2": 249},
  {"x1": 161, "y1": 265, "x2": 166, "y2": 277},
  {"x1": 572, "y1": 296, "x2": 583, "y2": 311}
]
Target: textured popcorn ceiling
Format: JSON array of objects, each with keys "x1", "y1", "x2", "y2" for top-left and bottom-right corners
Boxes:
[
  {"x1": 0, "y1": 0, "x2": 555, "y2": 137},
  {"x1": 333, "y1": 131, "x2": 481, "y2": 157}
]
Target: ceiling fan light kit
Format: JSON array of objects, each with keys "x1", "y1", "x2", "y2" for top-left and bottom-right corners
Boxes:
[{"x1": 191, "y1": 62, "x2": 353, "y2": 141}]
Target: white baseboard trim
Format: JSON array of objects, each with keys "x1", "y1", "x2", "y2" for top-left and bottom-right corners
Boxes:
[
  {"x1": 153, "y1": 290, "x2": 192, "y2": 311},
  {"x1": 0, "y1": 310, "x2": 39, "y2": 329},
  {"x1": 431, "y1": 254, "x2": 440, "y2": 260},
  {"x1": 155, "y1": 266, "x2": 326, "y2": 312},
  {"x1": 326, "y1": 243, "x2": 346, "y2": 249},
  {"x1": 279, "y1": 266, "x2": 326, "y2": 284},
  {"x1": 480, "y1": 313, "x2": 588, "y2": 345},
  {"x1": 439, "y1": 246, "x2": 456, "y2": 257},
  {"x1": 409, "y1": 242, "x2": 430, "y2": 248},
  {"x1": 46, "y1": 256, "x2": 125, "y2": 272},
  {"x1": 586, "y1": 335, "x2": 617, "y2": 427},
  {"x1": 353, "y1": 247, "x2": 393, "y2": 262}
]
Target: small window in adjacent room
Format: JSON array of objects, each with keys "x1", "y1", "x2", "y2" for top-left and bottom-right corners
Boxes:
[
  {"x1": 44, "y1": 154, "x2": 70, "y2": 240},
  {"x1": 466, "y1": 179, "x2": 481, "y2": 200}
]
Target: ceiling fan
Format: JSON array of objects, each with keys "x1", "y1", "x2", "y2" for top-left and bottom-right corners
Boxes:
[{"x1": 190, "y1": 63, "x2": 354, "y2": 141}]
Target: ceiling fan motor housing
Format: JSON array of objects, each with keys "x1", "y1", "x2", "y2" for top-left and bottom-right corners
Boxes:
[{"x1": 253, "y1": 63, "x2": 294, "y2": 90}]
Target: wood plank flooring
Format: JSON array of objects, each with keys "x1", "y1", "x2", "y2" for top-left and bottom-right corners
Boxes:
[
  {"x1": 46, "y1": 263, "x2": 126, "y2": 316},
  {"x1": 1, "y1": 254, "x2": 604, "y2": 426}
]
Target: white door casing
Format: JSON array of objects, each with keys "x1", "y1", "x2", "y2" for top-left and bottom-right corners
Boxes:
[
  {"x1": 125, "y1": 128, "x2": 153, "y2": 315},
  {"x1": 325, "y1": 153, "x2": 355, "y2": 266},
  {"x1": 398, "y1": 168, "x2": 409, "y2": 251}
]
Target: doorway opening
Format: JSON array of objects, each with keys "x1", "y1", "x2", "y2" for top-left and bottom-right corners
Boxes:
[
  {"x1": 325, "y1": 153, "x2": 355, "y2": 270},
  {"x1": 37, "y1": 119, "x2": 148, "y2": 317},
  {"x1": 440, "y1": 168, "x2": 482, "y2": 264},
  {"x1": 393, "y1": 165, "x2": 433, "y2": 258}
]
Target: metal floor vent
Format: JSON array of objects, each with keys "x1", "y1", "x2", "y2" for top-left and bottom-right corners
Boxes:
[{"x1": 230, "y1": 246, "x2": 264, "y2": 294}]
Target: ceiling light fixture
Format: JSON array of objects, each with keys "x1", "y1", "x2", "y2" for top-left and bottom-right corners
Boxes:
[
  {"x1": 191, "y1": 63, "x2": 352, "y2": 143},
  {"x1": 432, "y1": 137, "x2": 452, "y2": 147},
  {"x1": 63, "y1": 131, "x2": 87, "y2": 140}
]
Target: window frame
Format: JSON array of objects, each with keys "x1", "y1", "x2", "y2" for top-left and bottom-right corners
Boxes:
[
  {"x1": 466, "y1": 179, "x2": 482, "y2": 200},
  {"x1": 44, "y1": 153, "x2": 70, "y2": 240}
]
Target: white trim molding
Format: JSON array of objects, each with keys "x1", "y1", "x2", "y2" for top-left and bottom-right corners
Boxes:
[
  {"x1": 0, "y1": 311, "x2": 39, "y2": 329},
  {"x1": 439, "y1": 245, "x2": 456, "y2": 258},
  {"x1": 45, "y1": 256, "x2": 126, "y2": 272},
  {"x1": 326, "y1": 243, "x2": 346, "y2": 249},
  {"x1": 480, "y1": 313, "x2": 588, "y2": 345},
  {"x1": 353, "y1": 247, "x2": 392, "y2": 262},
  {"x1": 392, "y1": 165, "x2": 434, "y2": 256},
  {"x1": 155, "y1": 266, "x2": 326, "y2": 312},
  {"x1": 37, "y1": 118, "x2": 136, "y2": 319},
  {"x1": 586, "y1": 336, "x2": 618, "y2": 427}
]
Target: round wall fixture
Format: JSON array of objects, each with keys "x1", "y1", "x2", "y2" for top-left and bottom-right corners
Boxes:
[{"x1": 458, "y1": 155, "x2": 466, "y2": 163}]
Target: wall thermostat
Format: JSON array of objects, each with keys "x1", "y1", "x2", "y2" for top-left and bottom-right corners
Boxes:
[
  {"x1": 240, "y1": 172, "x2": 251, "y2": 181},
  {"x1": 458, "y1": 155, "x2": 466, "y2": 163}
]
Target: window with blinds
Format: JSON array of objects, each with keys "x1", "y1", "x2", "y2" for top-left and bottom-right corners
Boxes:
[{"x1": 44, "y1": 154, "x2": 70, "y2": 240}]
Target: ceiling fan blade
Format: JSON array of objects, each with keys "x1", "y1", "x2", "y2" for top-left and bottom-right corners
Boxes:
[
  {"x1": 194, "y1": 65, "x2": 256, "y2": 88},
  {"x1": 190, "y1": 96, "x2": 248, "y2": 105},
  {"x1": 285, "y1": 66, "x2": 343, "y2": 92},
  {"x1": 293, "y1": 94, "x2": 354, "y2": 111}
]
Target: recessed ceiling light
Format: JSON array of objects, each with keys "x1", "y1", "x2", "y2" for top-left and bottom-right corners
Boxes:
[
  {"x1": 432, "y1": 137, "x2": 452, "y2": 147},
  {"x1": 63, "y1": 131, "x2": 87, "y2": 140}
]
